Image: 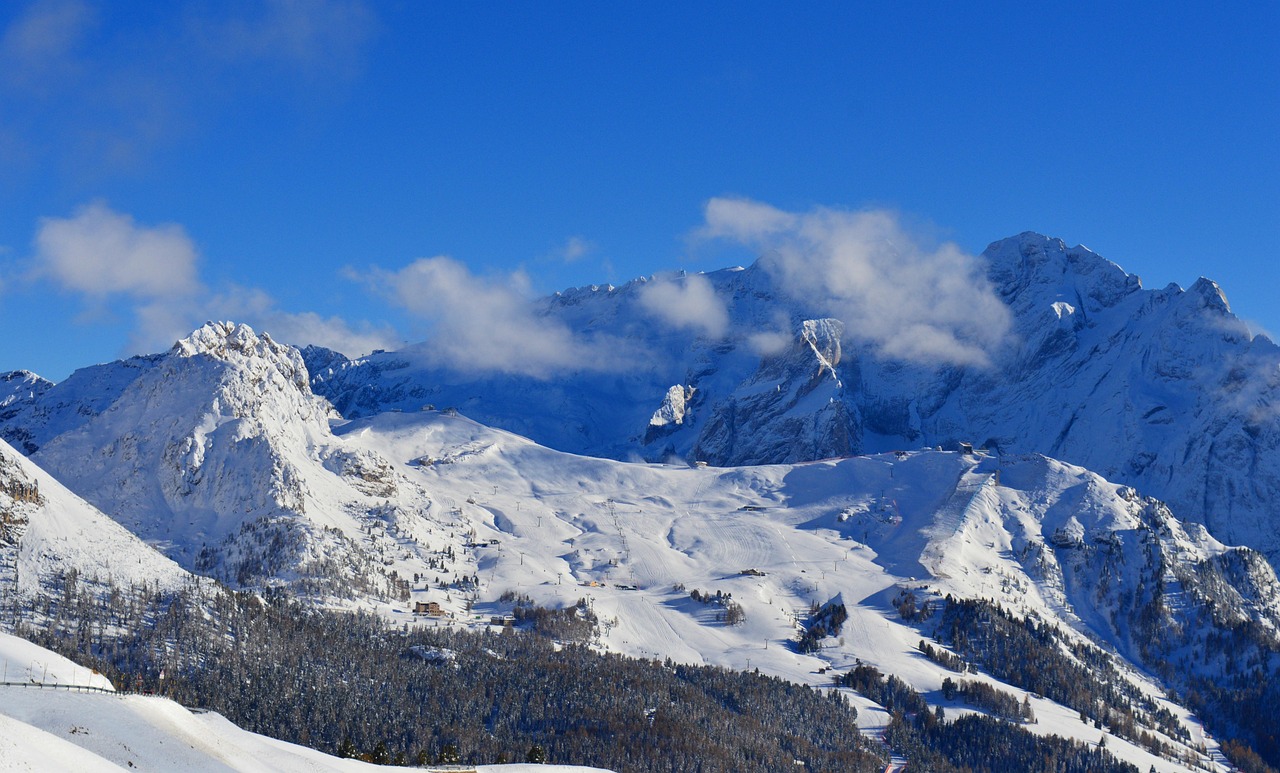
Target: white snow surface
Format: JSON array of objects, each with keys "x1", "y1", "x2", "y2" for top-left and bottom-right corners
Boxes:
[
  {"x1": 297, "y1": 234, "x2": 1280, "y2": 569},
  {"x1": 328, "y1": 409, "x2": 1259, "y2": 772},
  {"x1": 1, "y1": 307, "x2": 1276, "y2": 770},
  {"x1": 0, "y1": 437, "x2": 191, "y2": 599}
]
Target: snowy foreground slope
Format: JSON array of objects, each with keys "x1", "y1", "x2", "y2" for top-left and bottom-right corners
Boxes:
[
  {"x1": 302, "y1": 233, "x2": 1280, "y2": 568},
  {"x1": 0, "y1": 630, "x2": 612, "y2": 773}
]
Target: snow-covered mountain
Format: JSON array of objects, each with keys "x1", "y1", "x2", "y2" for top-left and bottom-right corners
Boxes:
[
  {"x1": 302, "y1": 233, "x2": 1280, "y2": 569},
  {"x1": 3, "y1": 231, "x2": 1280, "y2": 768},
  {"x1": 0, "y1": 436, "x2": 191, "y2": 601},
  {"x1": 1, "y1": 322, "x2": 476, "y2": 601},
  {"x1": 331, "y1": 408, "x2": 1276, "y2": 771}
]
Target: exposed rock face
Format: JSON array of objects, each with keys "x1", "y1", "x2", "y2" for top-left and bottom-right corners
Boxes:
[
  {"x1": 644, "y1": 384, "x2": 695, "y2": 444},
  {"x1": 293, "y1": 233, "x2": 1280, "y2": 567},
  {"x1": 692, "y1": 319, "x2": 856, "y2": 466}
]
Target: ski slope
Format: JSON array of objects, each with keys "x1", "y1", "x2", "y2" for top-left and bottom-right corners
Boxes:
[{"x1": 337, "y1": 409, "x2": 1248, "y2": 773}]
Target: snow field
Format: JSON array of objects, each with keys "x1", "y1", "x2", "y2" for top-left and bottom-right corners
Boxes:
[{"x1": 339, "y1": 411, "x2": 1227, "y2": 772}]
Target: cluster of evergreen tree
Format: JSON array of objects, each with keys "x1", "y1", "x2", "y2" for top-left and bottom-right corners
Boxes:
[
  {"x1": 500, "y1": 591, "x2": 599, "y2": 642},
  {"x1": 795, "y1": 597, "x2": 848, "y2": 654},
  {"x1": 886, "y1": 713, "x2": 1136, "y2": 773},
  {"x1": 917, "y1": 639, "x2": 965, "y2": 671},
  {"x1": 940, "y1": 677, "x2": 1034, "y2": 723},
  {"x1": 13, "y1": 572, "x2": 1257, "y2": 772},
  {"x1": 839, "y1": 660, "x2": 1135, "y2": 773},
  {"x1": 838, "y1": 662, "x2": 928, "y2": 717},
  {"x1": 686, "y1": 588, "x2": 744, "y2": 624},
  {"x1": 930, "y1": 597, "x2": 1249, "y2": 768},
  {"x1": 15, "y1": 582, "x2": 884, "y2": 772},
  {"x1": 931, "y1": 594, "x2": 1278, "y2": 771}
]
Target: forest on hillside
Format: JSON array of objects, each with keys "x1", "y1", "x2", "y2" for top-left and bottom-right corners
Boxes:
[{"x1": 8, "y1": 575, "x2": 1165, "y2": 772}]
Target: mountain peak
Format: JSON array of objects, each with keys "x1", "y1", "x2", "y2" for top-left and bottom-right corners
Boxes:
[
  {"x1": 1, "y1": 370, "x2": 52, "y2": 408},
  {"x1": 1187, "y1": 276, "x2": 1231, "y2": 313},
  {"x1": 174, "y1": 320, "x2": 270, "y2": 358},
  {"x1": 172, "y1": 321, "x2": 311, "y2": 393},
  {"x1": 983, "y1": 231, "x2": 1142, "y2": 315}
]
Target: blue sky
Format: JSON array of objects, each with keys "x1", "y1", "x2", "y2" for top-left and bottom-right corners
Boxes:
[{"x1": 1, "y1": 1, "x2": 1276, "y2": 380}]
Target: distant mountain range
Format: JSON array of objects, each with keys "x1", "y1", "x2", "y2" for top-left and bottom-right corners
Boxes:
[
  {"x1": 3, "y1": 232, "x2": 1280, "y2": 770},
  {"x1": 299, "y1": 232, "x2": 1280, "y2": 568}
]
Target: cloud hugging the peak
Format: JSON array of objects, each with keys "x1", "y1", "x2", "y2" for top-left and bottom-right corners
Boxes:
[
  {"x1": 361, "y1": 256, "x2": 633, "y2": 378},
  {"x1": 699, "y1": 197, "x2": 1013, "y2": 367},
  {"x1": 638, "y1": 272, "x2": 729, "y2": 339}
]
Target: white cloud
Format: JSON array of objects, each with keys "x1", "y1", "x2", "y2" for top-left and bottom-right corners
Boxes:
[
  {"x1": 197, "y1": 0, "x2": 375, "y2": 78},
  {"x1": 638, "y1": 272, "x2": 729, "y2": 338},
  {"x1": 129, "y1": 299, "x2": 199, "y2": 355},
  {"x1": 698, "y1": 197, "x2": 797, "y2": 242},
  {"x1": 30, "y1": 202, "x2": 395, "y2": 359},
  {"x1": 34, "y1": 201, "x2": 201, "y2": 298},
  {"x1": 201, "y1": 285, "x2": 400, "y2": 358},
  {"x1": 699, "y1": 197, "x2": 1013, "y2": 367},
  {"x1": 120, "y1": 286, "x2": 399, "y2": 360},
  {"x1": 361, "y1": 256, "x2": 630, "y2": 378},
  {"x1": 744, "y1": 311, "x2": 795, "y2": 357}
]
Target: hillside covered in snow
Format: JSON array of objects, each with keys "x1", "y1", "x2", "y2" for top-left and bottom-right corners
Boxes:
[
  {"x1": 300, "y1": 233, "x2": 1280, "y2": 570},
  {"x1": 2, "y1": 231, "x2": 1280, "y2": 770}
]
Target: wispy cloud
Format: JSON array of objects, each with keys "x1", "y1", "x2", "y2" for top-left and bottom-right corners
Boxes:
[
  {"x1": 204, "y1": 285, "x2": 399, "y2": 357},
  {"x1": 357, "y1": 256, "x2": 632, "y2": 378},
  {"x1": 698, "y1": 196, "x2": 797, "y2": 242},
  {"x1": 192, "y1": 0, "x2": 376, "y2": 81},
  {"x1": 744, "y1": 310, "x2": 795, "y2": 357},
  {"x1": 638, "y1": 272, "x2": 729, "y2": 339},
  {"x1": 556, "y1": 235, "x2": 594, "y2": 263},
  {"x1": 698, "y1": 197, "x2": 1013, "y2": 367},
  {"x1": 0, "y1": 0, "x2": 94, "y2": 90},
  {"x1": 30, "y1": 202, "x2": 394, "y2": 358},
  {"x1": 0, "y1": 0, "x2": 377, "y2": 177}
]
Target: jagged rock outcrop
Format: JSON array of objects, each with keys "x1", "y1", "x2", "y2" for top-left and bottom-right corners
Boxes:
[
  {"x1": 692, "y1": 319, "x2": 856, "y2": 465},
  {"x1": 643, "y1": 384, "x2": 695, "y2": 444}
]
